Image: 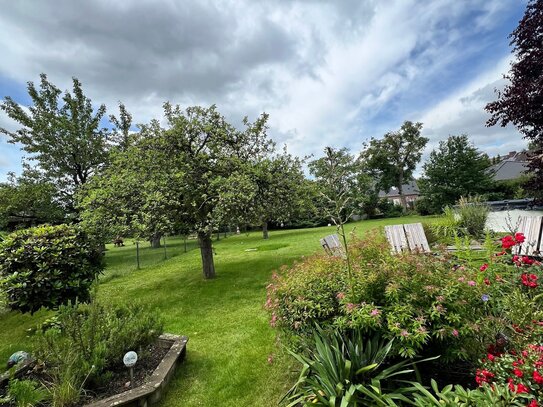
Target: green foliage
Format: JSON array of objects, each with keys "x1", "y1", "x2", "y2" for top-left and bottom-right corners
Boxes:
[
  {"x1": 456, "y1": 196, "x2": 489, "y2": 238},
  {"x1": 0, "y1": 74, "x2": 110, "y2": 208},
  {"x1": 309, "y1": 147, "x2": 370, "y2": 223},
  {"x1": 377, "y1": 198, "x2": 404, "y2": 218},
  {"x1": 0, "y1": 224, "x2": 103, "y2": 314},
  {"x1": 283, "y1": 327, "x2": 423, "y2": 406},
  {"x1": 35, "y1": 299, "x2": 163, "y2": 405},
  {"x1": 410, "y1": 379, "x2": 530, "y2": 406},
  {"x1": 361, "y1": 121, "x2": 428, "y2": 209},
  {"x1": 0, "y1": 171, "x2": 64, "y2": 231},
  {"x1": 267, "y1": 232, "x2": 493, "y2": 361},
  {"x1": 0, "y1": 379, "x2": 49, "y2": 407},
  {"x1": 419, "y1": 135, "x2": 493, "y2": 212}
]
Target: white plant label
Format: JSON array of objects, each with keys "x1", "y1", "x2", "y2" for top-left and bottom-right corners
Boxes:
[{"x1": 123, "y1": 351, "x2": 138, "y2": 367}]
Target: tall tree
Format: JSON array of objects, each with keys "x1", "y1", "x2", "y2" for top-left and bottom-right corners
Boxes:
[
  {"x1": 78, "y1": 121, "x2": 177, "y2": 248},
  {"x1": 249, "y1": 150, "x2": 310, "y2": 239},
  {"x1": 162, "y1": 104, "x2": 273, "y2": 278},
  {"x1": 361, "y1": 121, "x2": 427, "y2": 208},
  {"x1": 419, "y1": 135, "x2": 493, "y2": 211},
  {"x1": 309, "y1": 147, "x2": 367, "y2": 223},
  {"x1": 0, "y1": 74, "x2": 109, "y2": 210},
  {"x1": 486, "y1": 0, "x2": 543, "y2": 199}
]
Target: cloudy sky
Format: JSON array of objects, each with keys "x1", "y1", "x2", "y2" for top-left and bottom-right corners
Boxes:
[{"x1": 0, "y1": 0, "x2": 528, "y2": 180}]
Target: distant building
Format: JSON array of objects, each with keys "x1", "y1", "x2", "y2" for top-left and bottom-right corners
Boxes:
[
  {"x1": 488, "y1": 151, "x2": 529, "y2": 181},
  {"x1": 378, "y1": 180, "x2": 420, "y2": 207}
]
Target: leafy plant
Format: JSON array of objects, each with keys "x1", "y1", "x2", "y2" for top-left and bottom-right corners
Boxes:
[
  {"x1": 35, "y1": 298, "x2": 164, "y2": 405},
  {"x1": 0, "y1": 379, "x2": 49, "y2": 407},
  {"x1": 282, "y1": 327, "x2": 431, "y2": 406},
  {"x1": 456, "y1": 196, "x2": 489, "y2": 238},
  {"x1": 0, "y1": 224, "x2": 103, "y2": 314},
  {"x1": 410, "y1": 379, "x2": 531, "y2": 406}
]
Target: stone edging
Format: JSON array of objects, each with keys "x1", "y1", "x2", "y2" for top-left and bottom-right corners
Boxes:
[{"x1": 84, "y1": 333, "x2": 188, "y2": 407}]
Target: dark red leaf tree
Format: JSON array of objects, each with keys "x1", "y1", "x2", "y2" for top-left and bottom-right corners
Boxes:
[{"x1": 486, "y1": 0, "x2": 543, "y2": 199}]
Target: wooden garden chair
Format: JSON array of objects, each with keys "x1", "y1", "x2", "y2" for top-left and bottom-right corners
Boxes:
[
  {"x1": 384, "y1": 222, "x2": 431, "y2": 254},
  {"x1": 513, "y1": 215, "x2": 543, "y2": 256},
  {"x1": 320, "y1": 234, "x2": 345, "y2": 257}
]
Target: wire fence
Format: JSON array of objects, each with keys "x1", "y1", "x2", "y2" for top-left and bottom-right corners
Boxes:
[{"x1": 101, "y1": 230, "x2": 237, "y2": 281}]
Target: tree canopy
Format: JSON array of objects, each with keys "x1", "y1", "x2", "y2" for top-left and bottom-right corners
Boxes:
[
  {"x1": 360, "y1": 121, "x2": 427, "y2": 208},
  {"x1": 419, "y1": 135, "x2": 493, "y2": 211},
  {"x1": 0, "y1": 74, "x2": 111, "y2": 211},
  {"x1": 486, "y1": 0, "x2": 543, "y2": 198}
]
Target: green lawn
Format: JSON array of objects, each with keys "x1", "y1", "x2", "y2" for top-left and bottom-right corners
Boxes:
[{"x1": 0, "y1": 216, "x2": 430, "y2": 406}]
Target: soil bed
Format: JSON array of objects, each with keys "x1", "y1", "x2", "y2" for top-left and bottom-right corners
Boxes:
[{"x1": 1, "y1": 342, "x2": 170, "y2": 406}]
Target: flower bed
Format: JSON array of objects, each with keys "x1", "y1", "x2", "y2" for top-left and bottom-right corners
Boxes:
[{"x1": 267, "y1": 229, "x2": 543, "y2": 404}]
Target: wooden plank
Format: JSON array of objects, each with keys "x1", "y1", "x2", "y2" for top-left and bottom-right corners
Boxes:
[
  {"x1": 407, "y1": 223, "x2": 430, "y2": 253},
  {"x1": 527, "y1": 216, "x2": 542, "y2": 256},
  {"x1": 513, "y1": 216, "x2": 528, "y2": 255}
]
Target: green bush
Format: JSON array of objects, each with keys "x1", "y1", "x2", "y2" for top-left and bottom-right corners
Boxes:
[
  {"x1": 267, "y1": 231, "x2": 495, "y2": 361},
  {"x1": 456, "y1": 196, "x2": 489, "y2": 238},
  {"x1": 0, "y1": 379, "x2": 49, "y2": 407},
  {"x1": 36, "y1": 299, "x2": 164, "y2": 406},
  {"x1": 0, "y1": 224, "x2": 103, "y2": 314}
]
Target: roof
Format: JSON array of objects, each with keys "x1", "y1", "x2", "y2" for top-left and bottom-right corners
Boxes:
[
  {"x1": 489, "y1": 159, "x2": 529, "y2": 181},
  {"x1": 378, "y1": 180, "x2": 420, "y2": 198}
]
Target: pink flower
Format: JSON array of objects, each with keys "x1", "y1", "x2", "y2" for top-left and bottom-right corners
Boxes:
[
  {"x1": 452, "y1": 329, "x2": 459, "y2": 337},
  {"x1": 370, "y1": 309, "x2": 380, "y2": 316},
  {"x1": 458, "y1": 277, "x2": 465, "y2": 282},
  {"x1": 479, "y1": 263, "x2": 488, "y2": 272},
  {"x1": 346, "y1": 303, "x2": 356, "y2": 312},
  {"x1": 400, "y1": 330, "x2": 409, "y2": 337},
  {"x1": 468, "y1": 280, "x2": 476, "y2": 286},
  {"x1": 336, "y1": 292, "x2": 345, "y2": 300}
]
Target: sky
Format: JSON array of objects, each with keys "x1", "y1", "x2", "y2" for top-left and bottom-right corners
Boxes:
[{"x1": 0, "y1": 0, "x2": 529, "y2": 180}]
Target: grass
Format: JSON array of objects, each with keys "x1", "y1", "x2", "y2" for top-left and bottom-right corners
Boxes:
[{"x1": 0, "y1": 216, "x2": 430, "y2": 406}]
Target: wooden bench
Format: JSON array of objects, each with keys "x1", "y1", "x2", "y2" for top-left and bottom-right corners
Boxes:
[
  {"x1": 513, "y1": 215, "x2": 543, "y2": 256},
  {"x1": 320, "y1": 234, "x2": 345, "y2": 257},
  {"x1": 384, "y1": 222, "x2": 430, "y2": 254}
]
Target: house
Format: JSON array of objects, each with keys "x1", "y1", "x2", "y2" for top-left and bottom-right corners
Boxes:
[
  {"x1": 378, "y1": 180, "x2": 420, "y2": 207},
  {"x1": 488, "y1": 151, "x2": 529, "y2": 181}
]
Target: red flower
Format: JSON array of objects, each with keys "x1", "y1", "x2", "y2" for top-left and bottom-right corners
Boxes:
[
  {"x1": 484, "y1": 278, "x2": 491, "y2": 286},
  {"x1": 533, "y1": 370, "x2": 543, "y2": 384},
  {"x1": 516, "y1": 383, "x2": 529, "y2": 393},
  {"x1": 475, "y1": 369, "x2": 495, "y2": 386},
  {"x1": 523, "y1": 256, "x2": 535, "y2": 265},
  {"x1": 515, "y1": 232, "x2": 526, "y2": 244},
  {"x1": 480, "y1": 263, "x2": 488, "y2": 272},
  {"x1": 487, "y1": 353, "x2": 495, "y2": 362},
  {"x1": 521, "y1": 273, "x2": 538, "y2": 288},
  {"x1": 527, "y1": 400, "x2": 538, "y2": 407},
  {"x1": 513, "y1": 367, "x2": 524, "y2": 378},
  {"x1": 502, "y1": 235, "x2": 517, "y2": 249}
]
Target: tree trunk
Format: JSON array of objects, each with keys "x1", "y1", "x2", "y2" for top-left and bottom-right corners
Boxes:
[
  {"x1": 150, "y1": 233, "x2": 162, "y2": 248},
  {"x1": 198, "y1": 231, "x2": 216, "y2": 279},
  {"x1": 397, "y1": 172, "x2": 407, "y2": 209},
  {"x1": 262, "y1": 220, "x2": 269, "y2": 239}
]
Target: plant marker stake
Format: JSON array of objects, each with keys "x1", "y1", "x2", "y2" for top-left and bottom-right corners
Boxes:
[{"x1": 123, "y1": 351, "x2": 138, "y2": 387}]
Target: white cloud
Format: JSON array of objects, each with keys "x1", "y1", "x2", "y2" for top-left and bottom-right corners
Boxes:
[{"x1": 0, "y1": 0, "x2": 524, "y2": 176}]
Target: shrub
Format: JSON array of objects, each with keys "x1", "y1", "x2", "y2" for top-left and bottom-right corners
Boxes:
[
  {"x1": 0, "y1": 379, "x2": 49, "y2": 407},
  {"x1": 457, "y1": 196, "x2": 489, "y2": 238},
  {"x1": 267, "y1": 231, "x2": 497, "y2": 361},
  {"x1": 35, "y1": 299, "x2": 164, "y2": 405},
  {"x1": 0, "y1": 224, "x2": 103, "y2": 314},
  {"x1": 431, "y1": 206, "x2": 461, "y2": 244}
]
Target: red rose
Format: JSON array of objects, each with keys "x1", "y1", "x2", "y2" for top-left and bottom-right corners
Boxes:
[
  {"x1": 515, "y1": 232, "x2": 526, "y2": 244},
  {"x1": 502, "y1": 235, "x2": 517, "y2": 249},
  {"x1": 528, "y1": 400, "x2": 538, "y2": 407},
  {"x1": 480, "y1": 263, "x2": 488, "y2": 272},
  {"x1": 513, "y1": 367, "x2": 524, "y2": 378}
]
